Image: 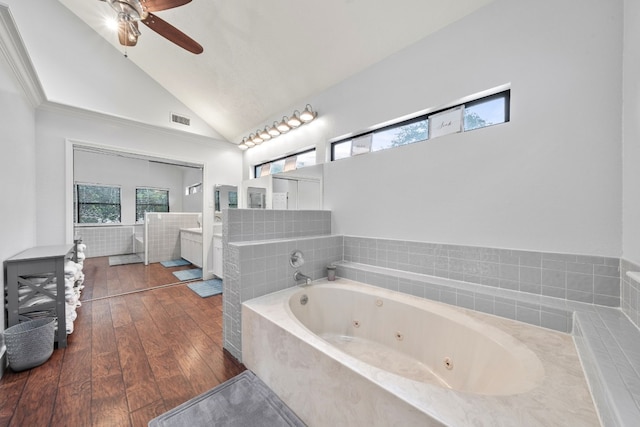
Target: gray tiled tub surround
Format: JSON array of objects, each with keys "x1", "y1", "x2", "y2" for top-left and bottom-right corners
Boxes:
[
  {"x1": 222, "y1": 208, "x2": 336, "y2": 360},
  {"x1": 224, "y1": 235, "x2": 343, "y2": 360},
  {"x1": 224, "y1": 209, "x2": 331, "y2": 243},
  {"x1": 336, "y1": 262, "x2": 574, "y2": 334},
  {"x1": 343, "y1": 236, "x2": 621, "y2": 307},
  {"x1": 221, "y1": 214, "x2": 637, "y2": 424},
  {"x1": 573, "y1": 307, "x2": 640, "y2": 427},
  {"x1": 621, "y1": 258, "x2": 640, "y2": 329}
]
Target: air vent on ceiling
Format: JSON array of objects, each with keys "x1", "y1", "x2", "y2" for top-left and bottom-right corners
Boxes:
[{"x1": 171, "y1": 113, "x2": 191, "y2": 126}]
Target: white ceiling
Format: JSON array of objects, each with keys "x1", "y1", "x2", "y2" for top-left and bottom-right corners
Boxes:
[{"x1": 55, "y1": 0, "x2": 494, "y2": 143}]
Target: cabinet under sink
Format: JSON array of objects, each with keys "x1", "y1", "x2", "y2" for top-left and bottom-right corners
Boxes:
[{"x1": 180, "y1": 228, "x2": 202, "y2": 268}]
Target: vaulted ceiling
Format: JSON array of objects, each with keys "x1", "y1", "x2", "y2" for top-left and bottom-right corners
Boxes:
[{"x1": 9, "y1": 0, "x2": 496, "y2": 143}]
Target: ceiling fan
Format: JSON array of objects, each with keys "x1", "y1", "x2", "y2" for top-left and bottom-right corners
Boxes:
[{"x1": 100, "y1": 0, "x2": 203, "y2": 54}]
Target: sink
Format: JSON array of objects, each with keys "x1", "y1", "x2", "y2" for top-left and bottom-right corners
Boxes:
[{"x1": 181, "y1": 228, "x2": 203, "y2": 234}]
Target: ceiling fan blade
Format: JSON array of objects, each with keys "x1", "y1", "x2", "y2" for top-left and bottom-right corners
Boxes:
[
  {"x1": 140, "y1": 0, "x2": 192, "y2": 13},
  {"x1": 118, "y1": 20, "x2": 139, "y2": 46},
  {"x1": 142, "y1": 12, "x2": 203, "y2": 54}
]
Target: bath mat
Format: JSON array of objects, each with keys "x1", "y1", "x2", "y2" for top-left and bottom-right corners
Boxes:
[
  {"x1": 148, "y1": 370, "x2": 306, "y2": 427},
  {"x1": 108, "y1": 254, "x2": 143, "y2": 266},
  {"x1": 161, "y1": 259, "x2": 191, "y2": 267},
  {"x1": 172, "y1": 268, "x2": 202, "y2": 281},
  {"x1": 187, "y1": 279, "x2": 223, "y2": 298}
]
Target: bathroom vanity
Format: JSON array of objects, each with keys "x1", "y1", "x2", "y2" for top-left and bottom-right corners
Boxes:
[
  {"x1": 212, "y1": 223, "x2": 223, "y2": 278},
  {"x1": 180, "y1": 228, "x2": 203, "y2": 268}
]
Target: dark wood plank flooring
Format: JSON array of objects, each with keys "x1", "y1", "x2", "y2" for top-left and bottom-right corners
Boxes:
[
  {"x1": 81, "y1": 257, "x2": 199, "y2": 300},
  {"x1": 0, "y1": 258, "x2": 245, "y2": 427}
]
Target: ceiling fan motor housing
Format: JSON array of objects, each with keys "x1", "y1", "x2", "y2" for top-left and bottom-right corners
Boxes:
[
  {"x1": 101, "y1": 0, "x2": 204, "y2": 54},
  {"x1": 107, "y1": 0, "x2": 145, "y2": 21}
]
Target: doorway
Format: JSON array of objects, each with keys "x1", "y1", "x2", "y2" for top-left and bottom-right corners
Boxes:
[{"x1": 66, "y1": 141, "x2": 206, "y2": 298}]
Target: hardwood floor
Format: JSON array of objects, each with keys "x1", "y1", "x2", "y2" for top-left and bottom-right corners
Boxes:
[
  {"x1": 80, "y1": 257, "x2": 199, "y2": 300},
  {"x1": 0, "y1": 258, "x2": 245, "y2": 427}
]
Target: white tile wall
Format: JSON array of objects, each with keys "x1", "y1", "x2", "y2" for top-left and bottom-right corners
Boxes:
[
  {"x1": 146, "y1": 213, "x2": 200, "y2": 263},
  {"x1": 74, "y1": 226, "x2": 134, "y2": 257}
]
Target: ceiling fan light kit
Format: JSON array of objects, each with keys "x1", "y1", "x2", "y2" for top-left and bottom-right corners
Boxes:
[
  {"x1": 102, "y1": 0, "x2": 203, "y2": 54},
  {"x1": 238, "y1": 105, "x2": 318, "y2": 150}
]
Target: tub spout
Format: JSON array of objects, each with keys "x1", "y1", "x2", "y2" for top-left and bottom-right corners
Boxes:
[{"x1": 294, "y1": 270, "x2": 312, "y2": 285}]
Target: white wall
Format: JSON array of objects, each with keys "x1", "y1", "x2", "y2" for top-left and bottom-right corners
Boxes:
[
  {"x1": 623, "y1": 0, "x2": 640, "y2": 265},
  {"x1": 243, "y1": 0, "x2": 623, "y2": 257},
  {"x1": 74, "y1": 150, "x2": 192, "y2": 223},
  {"x1": 182, "y1": 167, "x2": 204, "y2": 213},
  {"x1": 0, "y1": 34, "x2": 37, "y2": 373}
]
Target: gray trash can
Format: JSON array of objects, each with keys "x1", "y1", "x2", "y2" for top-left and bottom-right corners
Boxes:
[{"x1": 3, "y1": 318, "x2": 55, "y2": 372}]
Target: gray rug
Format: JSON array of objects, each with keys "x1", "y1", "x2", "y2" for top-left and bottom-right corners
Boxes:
[
  {"x1": 108, "y1": 254, "x2": 143, "y2": 266},
  {"x1": 149, "y1": 370, "x2": 306, "y2": 427},
  {"x1": 187, "y1": 279, "x2": 223, "y2": 298},
  {"x1": 172, "y1": 268, "x2": 202, "y2": 282},
  {"x1": 160, "y1": 259, "x2": 191, "y2": 267}
]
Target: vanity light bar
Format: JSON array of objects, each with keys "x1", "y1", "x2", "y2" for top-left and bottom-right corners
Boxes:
[{"x1": 238, "y1": 105, "x2": 317, "y2": 150}]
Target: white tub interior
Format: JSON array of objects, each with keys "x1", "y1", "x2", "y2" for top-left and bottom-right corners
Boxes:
[
  {"x1": 242, "y1": 278, "x2": 601, "y2": 426},
  {"x1": 289, "y1": 284, "x2": 544, "y2": 396}
]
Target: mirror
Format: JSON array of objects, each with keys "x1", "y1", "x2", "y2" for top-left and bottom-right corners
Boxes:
[
  {"x1": 240, "y1": 164, "x2": 324, "y2": 210},
  {"x1": 214, "y1": 184, "x2": 237, "y2": 222},
  {"x1": 214, "y1": 185, "x2": 238, "y2": 212},
  {"x1": 272, "y1": 176, "x2": 321, "y2": 210},
  {"x1": 248, "y1": 187, "x2": 267, "y2": 209}
]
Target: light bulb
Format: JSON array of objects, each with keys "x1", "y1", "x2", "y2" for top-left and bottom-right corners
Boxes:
[
  {"x1": 277, "y1": 117, "x2": 291, "y2": 133},
  {"x1": 259, "y1": 127, "x2": 271, "y2": 140},
  {"x1": 300, "y1": 104, "x2": 316, "y2": 122},
  {"x1": 288, "y1": 111, "x2": 302, "y2": 128},
  {"x1": 268, "y1": 122, "x2": 281, "y2": 137}
]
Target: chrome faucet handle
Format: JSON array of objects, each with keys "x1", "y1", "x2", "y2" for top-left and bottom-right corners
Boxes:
[
  {"x1": 294, "y1": 270, "x2": 312, "y2": 285},
  {"x1": 290, "y1": 250, "x2": 304, "y2": 268}
]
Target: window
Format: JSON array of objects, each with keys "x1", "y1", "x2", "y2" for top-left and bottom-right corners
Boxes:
[
  {"x1": 463, "y1": 92, "x2": 509, "y2": 131},
  {"x1": 372, "y1": 118, "x2": 428, "y2": 151},
  {"x1": 76, "y1": 184, "x2": 121, "y2": 224},
  {"x1": 254, "y1": 148, "x2": 316, "y2": 178},
  {"x1": 228, "y1": 191, "x2": 238, "y2": 208},
  {"x1": 270, "y1": 159, "x2": 286, "y2": 175},
  {"x1": 295, "y1": 150, "x2": 316, "y2": 168},
  {"x1": 332, "y1": 140, "x2": 352, "y2": 161},
  {"x1": 331, "y1": 89, "x2": 510, "y2": 161},
  {"x1": 215, "y1": 188, "x2": 238, "y2": 211},
  {"x1": 136, "y1": 188, "x2": 169, "y2": 222}
]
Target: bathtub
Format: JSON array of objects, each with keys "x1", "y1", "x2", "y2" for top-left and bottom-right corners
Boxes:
[{"x1": 242, "y1": 279, "x2": 600, "y2": 426}]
